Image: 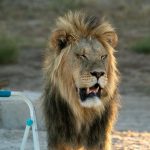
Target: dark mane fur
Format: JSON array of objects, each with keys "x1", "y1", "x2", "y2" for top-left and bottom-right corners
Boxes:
[{"x1": 43, "y1": 82, "x2": 119, "y2": 149}]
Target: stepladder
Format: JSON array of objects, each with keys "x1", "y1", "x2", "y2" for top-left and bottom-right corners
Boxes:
[{"x1": 0, "y1": 90, "x2": 40, "y2": 150}]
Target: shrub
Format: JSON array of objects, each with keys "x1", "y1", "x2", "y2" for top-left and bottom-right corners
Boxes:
[
  {"x1": 0, "y1": 35, "x2": 19, "y2": 64},
  {"x1": 131, "y1": 37, "x2": 150, "y2": 54}
]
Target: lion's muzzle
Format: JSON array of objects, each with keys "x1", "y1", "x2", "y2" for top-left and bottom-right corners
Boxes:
[
  {"x1": 77, "y1": 82, "x2": 104, "y2": 108},
  {"x1": 75, "y1": 74, "x2": 108, "y2": 108}
]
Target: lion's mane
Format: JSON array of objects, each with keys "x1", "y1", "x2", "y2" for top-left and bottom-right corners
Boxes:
[{"x1": 43, "y1": 11, "x2": 120, "y2": 150}]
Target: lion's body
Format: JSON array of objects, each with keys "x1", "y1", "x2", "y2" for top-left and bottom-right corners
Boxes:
[{"x1": 43, "y1": 11, "x2": 120, "y2": 150}]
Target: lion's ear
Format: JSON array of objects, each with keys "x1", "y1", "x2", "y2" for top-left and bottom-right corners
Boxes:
[
  {"x1": 50, "y1": 29, "x2": 68, "y2": 52},
  {"x1": 102, "y1": 32, "x2": 118, "y2": 48}
]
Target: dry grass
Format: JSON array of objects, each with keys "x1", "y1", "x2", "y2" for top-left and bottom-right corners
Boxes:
[
  {"x1": 131, "y1": 37, "x2": 150, "y2": 54},
  {"x1": 113, "y1": 131, "x2": 150, "y2": 149}
]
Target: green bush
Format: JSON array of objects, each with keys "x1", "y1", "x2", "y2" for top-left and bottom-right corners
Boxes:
[
  {"x1": 132, "y1": 37, "x2": 150, "y2": 54},
  {"x1": 0, "y1": 35, "x2": 19, "y2": 64}
]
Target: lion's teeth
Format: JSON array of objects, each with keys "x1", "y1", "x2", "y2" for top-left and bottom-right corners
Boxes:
[
  {"x1": 89, "y1": 87, "x2": 99, "y2": 93},
  {"x1": 87, "y1": 88, "x2": 90, "y2": 94},
  {"x1": 86, "y1": 86, "x2": 99, "y2": 94},
  {"x1": 96, "y1": 86, "x2": 99, "y2": 93}
]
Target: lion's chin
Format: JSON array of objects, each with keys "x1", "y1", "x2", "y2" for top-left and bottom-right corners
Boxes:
[
  {"x1": 80, "y1": 97, "x2": 102, "y2": 108},
  {"x1": 77, "y1": 83, "x2": 103, "y2": 108}
]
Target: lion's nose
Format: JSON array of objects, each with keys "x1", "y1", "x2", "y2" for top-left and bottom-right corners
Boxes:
[{"x1": 90, "y1": 71, "x2": 105, "y2": 79}]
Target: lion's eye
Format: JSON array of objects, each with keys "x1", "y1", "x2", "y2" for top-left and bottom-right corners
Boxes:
[
  {"x1": 80, "y1": 54, "x2": 87, "y2": 59},
  {"x1": 76, "y1": 54, "x2": 88, "y2": 60},
  {"x1": 101, "y1": 55, "x2": 107, "y2": 61}
]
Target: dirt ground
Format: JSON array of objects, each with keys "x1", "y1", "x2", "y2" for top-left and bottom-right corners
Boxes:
[
  {"x1": 0, "y1": 129, "x2": 150, "y2": 150},
  {"x1": 0, "y1": 0, "x2": 150, "y2": 149}
]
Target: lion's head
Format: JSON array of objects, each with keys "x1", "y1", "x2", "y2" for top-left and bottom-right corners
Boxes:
[{"x1": 44, "y1": 11, "x2": 119, "y2": 109}]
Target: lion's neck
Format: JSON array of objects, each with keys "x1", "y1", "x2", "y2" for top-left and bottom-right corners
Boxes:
[
  {"x1": 47, "y1": 83, "x2": 105, "y2": 132},
  {"x1": 60, "y1": 85, "x2": 105, "y2": 131}
]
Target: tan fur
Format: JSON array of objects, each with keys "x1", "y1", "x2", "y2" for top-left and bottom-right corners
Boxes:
[{"x1": 43, "y1": 11, "x2": 119, "y2": 150}]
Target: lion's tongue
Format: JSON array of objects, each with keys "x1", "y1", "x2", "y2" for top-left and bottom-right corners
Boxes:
[{"x1": 87, "y1": 86, "x2": 99, "y2": 94}]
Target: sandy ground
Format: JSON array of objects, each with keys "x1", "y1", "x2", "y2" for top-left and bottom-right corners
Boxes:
[
  {"x1": 0, "y1": 93, "x2": 150, "y2": 149},
  {"x1": 0, "y1": 129, "x2": 150, "y2": 150},
  {"x1": 0, "y1": 93, "x2": 150, "y2": 150}
]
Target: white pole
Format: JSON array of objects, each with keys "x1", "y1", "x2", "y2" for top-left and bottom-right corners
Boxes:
[
  {"x1": 11, "y1": 92, "x2": 40, "y2": 150},
  {"x1": 20, "y1": 125, "x2": 31, "y2": 150}
]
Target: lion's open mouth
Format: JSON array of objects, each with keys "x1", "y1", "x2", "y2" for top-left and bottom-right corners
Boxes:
[{"x1": 79, "y1": 83, "x2": 102, "y2": 102}]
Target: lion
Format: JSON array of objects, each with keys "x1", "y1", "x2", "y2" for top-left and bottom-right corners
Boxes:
[{"x1": 43, "y1": 11, "x2": 120, "y2": 150}]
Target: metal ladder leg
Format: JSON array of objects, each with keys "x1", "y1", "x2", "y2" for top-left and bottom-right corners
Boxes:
[{"x1": 0, "y1": 90, "x2": 40, "y2": 150}]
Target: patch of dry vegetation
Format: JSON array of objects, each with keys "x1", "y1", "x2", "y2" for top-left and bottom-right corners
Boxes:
[
  {"x1": 0, "y1": 34, "x2": 19, "y2": 64},
  {"x1": 113, "y1": 131, "x2": 150, "y2": 149},
  {"x1": 131, "y1": 37, "x2": 150, "y2": 54}
]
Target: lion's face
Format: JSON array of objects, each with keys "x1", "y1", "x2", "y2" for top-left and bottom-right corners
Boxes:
[
  {"x1": 47, "y1": 12, "x2": 118, "y2": 108},
  {"x1": 69, "y1": 38, "x2": 108, "y2": 107}
]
